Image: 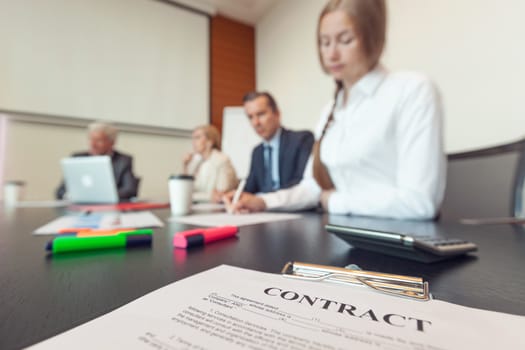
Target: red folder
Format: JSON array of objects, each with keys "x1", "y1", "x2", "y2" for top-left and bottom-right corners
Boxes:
[{"x1": 68, "y1": 202, "x2": 170, "y2": 212}]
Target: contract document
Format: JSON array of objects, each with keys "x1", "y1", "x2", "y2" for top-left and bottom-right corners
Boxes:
[{"x1": 28, "y1": 265, "x2": 525, "y2": 349}]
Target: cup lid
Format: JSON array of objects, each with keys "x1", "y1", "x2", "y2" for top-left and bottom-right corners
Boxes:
[
  {"x1": 169, "y1": 174, "x2": 194, "y2": 180},
  {"x1": 5, "y1": 180, "x2": 26, "y2": 186}
]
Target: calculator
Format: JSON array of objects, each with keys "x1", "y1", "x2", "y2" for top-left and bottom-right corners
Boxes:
[{"x1": 326, "y1": 224, "x2": 478, "y2": 263}]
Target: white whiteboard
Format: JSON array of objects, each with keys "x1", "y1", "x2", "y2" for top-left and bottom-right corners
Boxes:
[
  {"x1": 0, "y1": 0, "x2": 209, "y2": 130},
  {"x1": 221, "y1": 107, "x2": 260, "y2": 179}
]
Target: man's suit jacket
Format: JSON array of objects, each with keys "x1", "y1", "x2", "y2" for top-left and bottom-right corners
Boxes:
[
  {"x1": 55, "y1": 150, "x2": 139, "y2": 200},
  {"x1": 245, "y1": 128, "x2": 314, "y2": 194}
]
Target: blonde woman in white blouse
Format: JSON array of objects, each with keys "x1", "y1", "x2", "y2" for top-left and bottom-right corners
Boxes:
[
  {"x1": 183, "y1": 125, "x2": 238, "y2": 202},
  {"x1": 224, "y1": 0, "x2": 446, "y2": 220}
]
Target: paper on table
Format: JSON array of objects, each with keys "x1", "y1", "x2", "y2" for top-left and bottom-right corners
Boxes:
[
  {"x1": 33, "y1": 211, "x2": 164, "y2": 235},
  {"x1": 460, "y1": 216, "x2": 525, "y2": 225},
  {"x1": 15, "y1": 200, "x2": 70, "y2": 208},
  {"x1": 169, "y1": 212, "x2": 301, "y2": 227},
  {"x1": 28, "y1": 265, "x2": 525, "y2": 349},
  {"x1": 191, "y1": 202, "x2": 226, "y2": 212}
]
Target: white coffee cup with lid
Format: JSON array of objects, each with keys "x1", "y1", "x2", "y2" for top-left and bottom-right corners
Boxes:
[{"x1": 168, "y1": 175, "x2": 194, "y2": 216}]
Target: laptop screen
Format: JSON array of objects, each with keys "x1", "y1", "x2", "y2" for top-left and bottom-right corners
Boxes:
[{"x1": 61, "y1": 155, "x2": 119, "y2": 204}]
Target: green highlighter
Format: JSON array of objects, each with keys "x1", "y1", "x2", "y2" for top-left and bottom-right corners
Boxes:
[{"x1": 46, "y1": 229, "x2": 153, "y2": 254}]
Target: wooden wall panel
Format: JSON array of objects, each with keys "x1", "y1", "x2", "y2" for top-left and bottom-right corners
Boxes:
[{"x1": 210, "y1": 15, "x2": 255, "y2": 132}]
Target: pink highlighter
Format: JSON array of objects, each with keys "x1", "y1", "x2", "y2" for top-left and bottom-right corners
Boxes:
[{"x1": 173, "y1": 225, "x2": 238, "y2": 249}]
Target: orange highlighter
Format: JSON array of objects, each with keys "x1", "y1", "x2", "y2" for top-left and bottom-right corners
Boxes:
[
  {"x1": 173, "y1": 226, "x2": 238, "y2": 249},
  {"x1": 58, "y1": 228, "x2": 138, "y2": 237}
]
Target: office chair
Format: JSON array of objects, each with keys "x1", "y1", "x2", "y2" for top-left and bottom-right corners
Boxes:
[
  {"x1": 133, "y1": 176, "x2": 141, "y2": 200},
  {"x1": 439, "y1": 137, "x2": 525, "y2": 221}
]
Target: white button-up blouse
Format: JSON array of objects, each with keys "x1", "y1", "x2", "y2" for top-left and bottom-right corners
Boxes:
[{"x1": 259, "y1": 66, "x2": 446, "y2": 220}]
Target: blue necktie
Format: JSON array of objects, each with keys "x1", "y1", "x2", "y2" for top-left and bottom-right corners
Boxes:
[{"x1": 264, "y1": 145, "x2": 273, "y2": 192}]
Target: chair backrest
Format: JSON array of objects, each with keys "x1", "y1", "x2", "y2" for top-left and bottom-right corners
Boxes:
[
  {"x1": 134, "y1": 176, "x2": 141, "y2": 198},
  {"x1": 440, "y1": 138, "x2": 525, "y2": 221}
]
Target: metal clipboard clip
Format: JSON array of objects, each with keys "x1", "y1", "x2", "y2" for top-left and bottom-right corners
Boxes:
[{"x1": 281, "y1": 261, "x2": 430, "y2": 301}]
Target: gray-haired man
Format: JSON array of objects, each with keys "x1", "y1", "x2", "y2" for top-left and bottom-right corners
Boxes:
[{"x1": 55, "y1": 121, "x2": 139, "y2": 200}]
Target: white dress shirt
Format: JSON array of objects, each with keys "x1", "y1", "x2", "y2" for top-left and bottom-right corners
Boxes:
[{"x1": 259, "y1": 66, "x2": 446, "y2": 220}]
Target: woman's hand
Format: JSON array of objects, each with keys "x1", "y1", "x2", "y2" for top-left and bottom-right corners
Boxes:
[
  {"x1": 320, "y1": 189, "x2": 334, "y2": 212},
  {"x1": 182, "y1": 152, "x2": 194, "y2": 174},
  {"x1": 183, "y1": 152, "x2": 194, "y2": 166}
]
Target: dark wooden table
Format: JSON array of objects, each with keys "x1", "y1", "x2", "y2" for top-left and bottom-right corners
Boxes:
[{"x1": 1, "y1": 206, "x2": 524, "y2": 349}]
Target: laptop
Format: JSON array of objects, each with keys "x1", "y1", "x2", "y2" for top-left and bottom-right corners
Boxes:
[{"x1": 61, "y1": 155, "x2": 119, "y2": 204}]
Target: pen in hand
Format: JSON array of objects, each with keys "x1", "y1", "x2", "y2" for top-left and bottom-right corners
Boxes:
[{"x1": 228, "y1": 179, "x2": 246, "y2": 214}]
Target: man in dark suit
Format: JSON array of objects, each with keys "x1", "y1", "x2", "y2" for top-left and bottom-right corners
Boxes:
[
  {"x1": 55, "y1": 122, "x2": 139, "y2": 201},
  {"x1": 242, "y1": 91, "x2": 314, "y2": 194}
]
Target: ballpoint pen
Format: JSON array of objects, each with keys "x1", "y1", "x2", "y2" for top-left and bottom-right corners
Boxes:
[
  {"x1": 58, "y1": 228, "x2": 142, "y2": 237},
  {"x1": 232, "y1": 179, "x2": 247, "y2": 205},
  {"x1": 227, "y1": 179, "x2": 246, "y2": 213}
]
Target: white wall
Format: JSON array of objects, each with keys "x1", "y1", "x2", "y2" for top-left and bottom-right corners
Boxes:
[
  {"x1": 3, "y1": 119, "x2": 191, "y2": 200},
  {"x1": 256, "y1": 0, "x2": 525, "y2": 152},
  {"x1": 256, "y1": 1, "x2": 330, "y2": 133}
]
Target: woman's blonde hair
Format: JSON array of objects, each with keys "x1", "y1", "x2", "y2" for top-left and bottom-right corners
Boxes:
[
  {"x1": 195, "y1": 124, "x2": 222, "y2": 151},
  {"x1": 317, "y1": 0, "x2": 386, "y2": 72}
]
